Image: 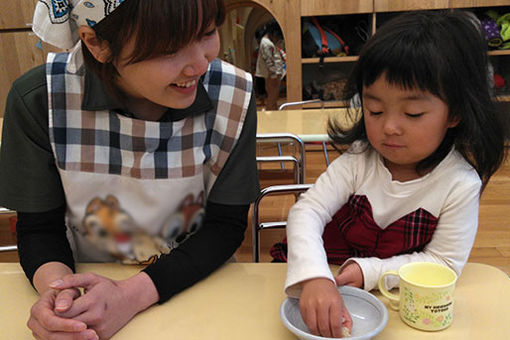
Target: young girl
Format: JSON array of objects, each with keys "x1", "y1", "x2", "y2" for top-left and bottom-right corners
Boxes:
[
  {"x1": 0, "y1": 0, "x2": 259, "y2": 339},
  {"x1": 283, "y1": 11, "x2": 506, "y2": 338}
]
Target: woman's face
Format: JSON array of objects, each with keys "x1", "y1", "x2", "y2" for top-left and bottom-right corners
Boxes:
[{"x1": 113, "y1": 26, "x2": 220, "y2": 110}]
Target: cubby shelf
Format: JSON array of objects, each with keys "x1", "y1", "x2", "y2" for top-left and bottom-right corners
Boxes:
[
  {"x1": 302, "y1": 56, "x2": 359, "y2": 64},
  {"x1": 488, "y1": 50, "x2": 510, "y2": 56}
]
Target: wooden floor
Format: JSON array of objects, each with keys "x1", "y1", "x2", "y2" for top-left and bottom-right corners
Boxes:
[{"x1": 1, "y1": 145, "x2": 509, "y2": 275}]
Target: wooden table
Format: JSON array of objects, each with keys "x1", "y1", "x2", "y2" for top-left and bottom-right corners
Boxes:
[
  {"x1": 257, "y1": 108, "x2": 352, "y2": 142},
  {"x1": 0, "y1": 262, "x2": 509, "y2": 339}
]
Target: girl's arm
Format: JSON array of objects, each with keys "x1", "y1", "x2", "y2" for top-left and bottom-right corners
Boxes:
[
  {"x1": 344, "y1": 175, "x2": 481, "y2": 291},
  {"x1": 285, "y1": 153, "x2": 357, "y2": 297}
]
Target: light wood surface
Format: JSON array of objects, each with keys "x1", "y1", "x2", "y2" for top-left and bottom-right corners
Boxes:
[
  {"x1": 0, "y1": 31, "x2": 45, "y2": 117},
  {"x1": 450, "y1": 0, "x2": 510, "y2": 7},
  {"x1": 257, "y1": 108, "x2": 354, "y2": 141},
  {"x1": 301, "y1": 0, "x2": 373, "y2": 16},
  {"x1": 0, "y1": 262, "x2": 508, "y2": 340},
  {"x1": 374, "y1": 0, "x2": 449, "y2": 12},
  {"x1": 0, "y1": 0, "x2": 35, "y2": 30}
]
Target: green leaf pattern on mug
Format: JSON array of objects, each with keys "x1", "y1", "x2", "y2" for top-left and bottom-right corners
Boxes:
[{"x1": 401, "y1": 287, "x2": 453, "y2": 328}]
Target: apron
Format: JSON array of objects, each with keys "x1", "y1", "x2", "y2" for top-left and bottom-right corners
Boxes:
[{"x1": 46, "y1": 53, "x2": 252, "y2": 264}]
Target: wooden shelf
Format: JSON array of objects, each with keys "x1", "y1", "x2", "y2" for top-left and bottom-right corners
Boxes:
[
  {"x1": 496, "y1": 95, "x2": 510, "y2": 102},
  {"x1": 302, "y1": 100, "x2": 347, "y2": 109},
  {"x1": 302, "y1": 56, "x2": 359, "y2": 64},
  {"x1": 301, "y1": 0, "x2": 373, "y2": 16},
  {"x1": 488, "y1": 50, "x2": 510, "y2": 56},
  {"x1": 449, "y1": 0, "x2": 510, "y2": 8},
  {"x1": 374, "y1": 0, "x2": 449, "y2": 12}
]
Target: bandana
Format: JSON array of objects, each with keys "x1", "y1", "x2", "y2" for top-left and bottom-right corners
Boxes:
[{"x1": 32, "y1": 0, "x2": 124, "y2": 50}]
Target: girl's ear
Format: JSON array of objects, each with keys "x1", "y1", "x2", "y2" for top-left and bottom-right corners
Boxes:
[
  {"x1": 448, "y1": 115, "x2": 461, "y2": 128},
  {"x1": 78, "y1": 26, "x2": 111, "y2": 63}
]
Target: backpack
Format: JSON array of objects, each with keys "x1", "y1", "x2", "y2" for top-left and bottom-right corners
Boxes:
[{"x1": 302, "y1": 17, "x2": 349, "y2": 61}]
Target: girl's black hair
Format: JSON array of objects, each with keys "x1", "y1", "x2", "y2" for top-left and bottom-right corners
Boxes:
[
  {"x1": 82, "y1": 0, "x2": 225, "y2": 100},
  {"x1": 328, "y1": 10, "x2": 506, "y2": 188}
]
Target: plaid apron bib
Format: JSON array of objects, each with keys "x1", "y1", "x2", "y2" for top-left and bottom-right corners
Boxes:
[{"x1": 46, "y1": 54, "x2": 252, "y2": 263}]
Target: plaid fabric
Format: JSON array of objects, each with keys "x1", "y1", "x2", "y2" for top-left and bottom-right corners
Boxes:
[
  {"x1": 46, "y1": 53, "x2": 252, "y2": 180},
  {"x1": 270, "y1": 195, "x2": 438, "y2": 264}
]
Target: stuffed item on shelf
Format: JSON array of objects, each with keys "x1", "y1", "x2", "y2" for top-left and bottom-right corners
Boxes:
[
  {"x1": 484, "y1": 10, "x2": 510, "y2": 50},
  {"x1": 496, "y1": 13, "x2": 510, "y2": 49},
  {"x1": 481, "y1": 16, "x2": 503, "y2": 48},
  {"x1": 494, "y1": 73, "x2": 505, "y2": 89}
]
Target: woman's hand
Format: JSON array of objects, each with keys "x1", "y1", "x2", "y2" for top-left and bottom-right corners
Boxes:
[
  {"x1": 27, "y1": 288, "x2": 99, "y2": 340},
  {"x1": 50, "y1": 272, "x2": 158, "y2": 340},
  {"x1": 335, "y1": 261, "x2": 364, "y2": 288},
  {"x1": 299, "y1": 278, "x2": 353, "y2": 338}
]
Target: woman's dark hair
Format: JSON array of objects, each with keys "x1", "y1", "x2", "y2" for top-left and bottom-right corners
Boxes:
[
  {"x1": 82, "y1": 0, "x2": 225, "y2": 99},
  {"x1": 328, "y1": 10, "x2": 506, "y2": 188}
]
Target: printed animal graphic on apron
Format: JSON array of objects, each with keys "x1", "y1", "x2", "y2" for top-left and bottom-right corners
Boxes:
[{"x1": 81, "y1": 192, "x2": 205, "y2": 264}]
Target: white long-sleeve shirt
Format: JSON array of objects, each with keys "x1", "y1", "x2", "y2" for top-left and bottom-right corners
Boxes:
[
  {"x1": 285, "y1": 144, "x2": 481, "y2": 297},
  {"x1": 255, "y1": 36, "x2": 284, "y2": 79}
]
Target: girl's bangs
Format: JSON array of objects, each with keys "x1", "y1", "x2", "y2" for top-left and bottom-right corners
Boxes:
[
  {"x1": 127, "y1": 0, "x2": 225, "y2": 63},
  {"x1": 359, "y1": 41, "x2": 443, "y2": 98}
]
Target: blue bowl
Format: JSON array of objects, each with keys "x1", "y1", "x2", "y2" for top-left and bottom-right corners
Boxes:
[{"x1": 280, "y1": 286, "x2": 388, "y2": 339}]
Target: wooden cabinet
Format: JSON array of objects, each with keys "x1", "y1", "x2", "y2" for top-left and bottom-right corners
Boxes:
[
  {"x1": 0, "y1": 0, "x2": 62, "y2": 116},
  {"x1": 0, "y1": 0, "x2": 35, "y2": 29},
  {"x1": 374, "y1": 0, "x2": 449, "y2": 12},
  {"x1": 0, "y1": 0, "x2": 38, "y2": 116},
  {"x1": 301, "y1": 0, "x2": 373, "y2": 16},
  {"x1": 280, "y1": 0, "x2": 510, "y2": 107}
]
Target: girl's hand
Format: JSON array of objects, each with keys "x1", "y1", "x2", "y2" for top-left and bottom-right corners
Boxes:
[
  {"x1": 27, "y1": 288, "x2": 98, "y2": 340},
  {"x1": 299, "y1": 278, "x2": 353, "y2": 338},
  {"x1": 335, "y1": 262, "x2": 364, "y2": 288},
  {"x1": 50, "y1": 272, "x2": 158, "y2": 340}
]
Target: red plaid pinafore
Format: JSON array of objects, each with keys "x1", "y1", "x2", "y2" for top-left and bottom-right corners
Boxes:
[{"x1": 270, "y1": 194, "x2": 438, "y2": 264}]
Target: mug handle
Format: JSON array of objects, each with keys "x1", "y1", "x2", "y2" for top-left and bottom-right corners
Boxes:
[{"x1": 378, "y1": 271, "x2": 400, "y2": 310}]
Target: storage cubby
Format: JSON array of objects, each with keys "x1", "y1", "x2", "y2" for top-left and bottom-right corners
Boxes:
[{"x1": 294, "y1": 0, "x2": 510, "y2": 106}]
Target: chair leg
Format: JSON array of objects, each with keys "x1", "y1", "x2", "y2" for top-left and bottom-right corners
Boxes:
[
  {"x1": 322, "y1": 142, "x2": 330, "y2": 166},
  {"x1": 277, "y1": 142, "x2": 285, "y2": 170}
]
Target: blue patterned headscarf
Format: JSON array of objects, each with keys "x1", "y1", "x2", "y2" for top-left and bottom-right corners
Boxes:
[{"x1": 33, "y1": 0, "x2": 124, "y2": 49}]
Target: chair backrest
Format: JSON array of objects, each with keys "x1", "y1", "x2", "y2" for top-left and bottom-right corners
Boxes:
[
  {"x1": 0, "y1": 207, "x2": 17, "y2": 253},
  {"x1": 252, "y1": 184, "x2": 312, "y2": 262},
  {"x1": 256, "y1": 133, "x2": 306, "y2": 184},
  {"x1": 0, "y1": 245, "x2": 17, "y2": 253},
  {"x1": 0, "y1": 207, "x2": 14, "y2": 214}
]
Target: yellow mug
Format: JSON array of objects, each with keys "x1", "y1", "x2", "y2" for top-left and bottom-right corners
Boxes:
[{"x1": 378, "y1": 262, "x2": 457, "y2": 331}]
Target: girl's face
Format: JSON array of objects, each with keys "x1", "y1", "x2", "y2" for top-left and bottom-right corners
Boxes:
[
  {"x1": 362, "y1": 75, "x2": 458, "y2": 181},
  {"x1": 113, "y1": 26, "x2": 220, "y2": 111}
]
